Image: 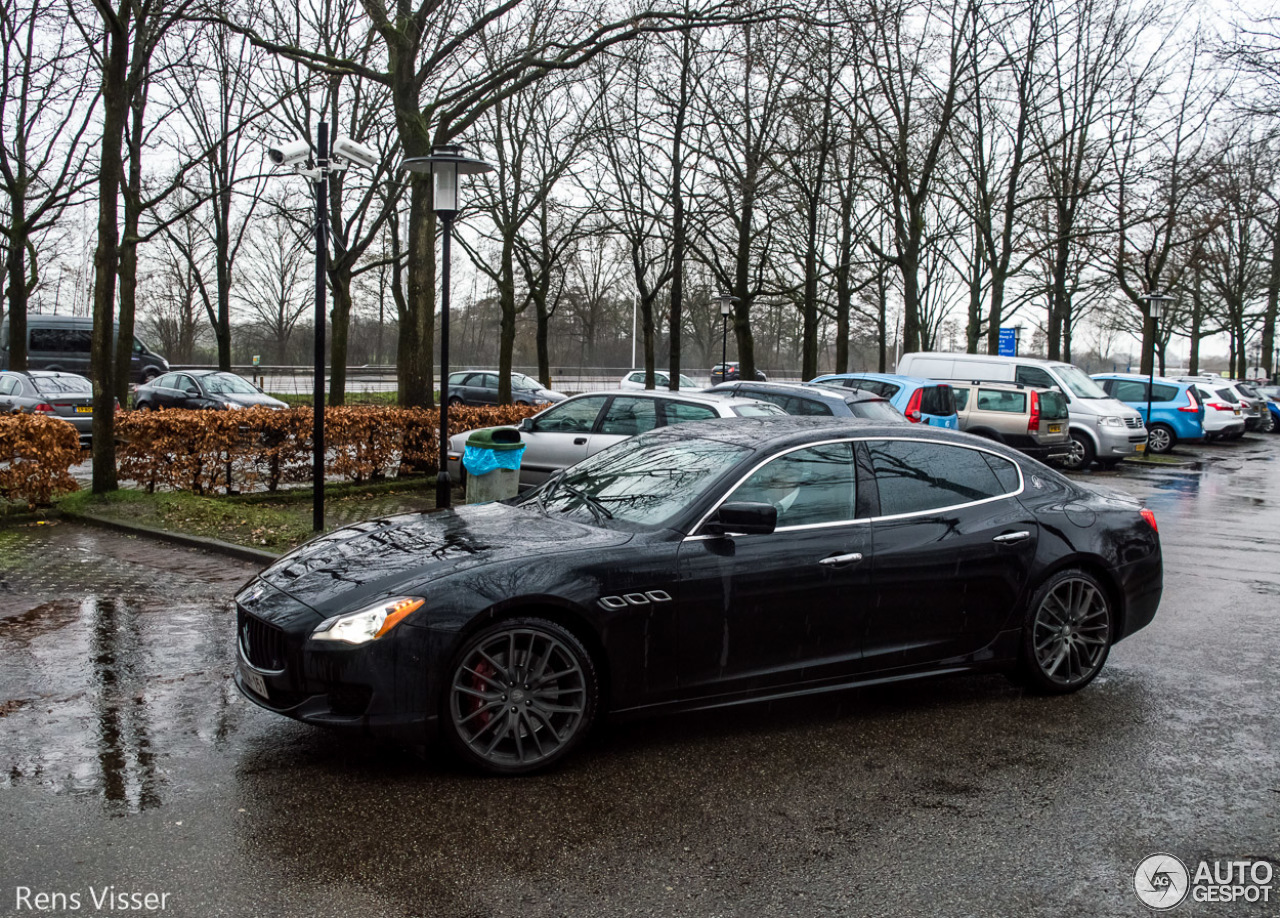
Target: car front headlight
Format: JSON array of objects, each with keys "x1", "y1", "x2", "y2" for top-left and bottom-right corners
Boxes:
[
  {"x1": 312, "y1": 597, "x2": 424, "y2": 644},
  {"x1": 1098, "y1": 416, "x2": 1126, "y2": 427},
  {"x1": 224, "y1": 401, "x2": 244, "y2": 410}
]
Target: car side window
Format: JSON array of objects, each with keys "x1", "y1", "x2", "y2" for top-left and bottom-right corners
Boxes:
[
  {"x1": 1015, "y1": 366, "x2": 1057, "y2": 390},
  {"x1": 154, "y1": 373, "x2": 175, "y2": 389},
  {"x1": 179, "y1": 375, "x2": 200, "y2": 394},
  {"x1": 792, "y1": 397, "x2": 833, "y2": 416},
  {"x1": 868, "y1": 439, "x2": 1014, "y2": 516},
  {"x1": 628, "y1": 372, "x2": 644, "y2": 384},
  {"x1": 663, "y1": 400, "x2": 719, "y2": 425},
  {"x1": 448, "y1": 372, "x2": 469, "y2": 385},
  {"x1": 727, "y1": 441, "x2": 856, "y2": 527},
  {"x1": 976, "y1": 389, "x2": 1026, "y2": 413},
  {"x1": 534, "y1": 396, "x2": 608, "y2": 433},
  {"x1": 480, "y1": 374, "x2": 500, "y2": 389},
  {"x1": 599, "y1": 396, "x2": 659, "y2": 436},
  {"x1": 0, "y1": 376, "x2": 16, "y2": 396},
  {"x1": 952, "y1": 386, "x2": 970, "y2": 410},
  {"x1": 1111, "y1": 380, "x2": 1147, "y2": 402}
]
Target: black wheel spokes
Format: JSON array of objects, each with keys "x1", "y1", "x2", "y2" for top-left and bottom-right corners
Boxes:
[
  {"x1": 1034, "y1": 578, "x2": 1109, "y2": 685},
  {"x1": 451, "y1": 628, "x2": 586, "y2": 767}
]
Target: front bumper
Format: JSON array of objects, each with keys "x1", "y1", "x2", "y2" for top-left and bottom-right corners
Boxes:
[
  {"x1": 1095, "y1": 423, "x2": 1147, "y2": 457},
  {"x1": 235, "y1": 604, "x2": 441, "y2": 745}
]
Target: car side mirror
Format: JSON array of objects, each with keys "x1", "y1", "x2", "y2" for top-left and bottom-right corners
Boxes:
[
  {"x1": 702, "y1": 501, "x2": 777, "y2": 536},
  {"x1": 519, "y1": 417, "x2": 534, "y2": 433}
]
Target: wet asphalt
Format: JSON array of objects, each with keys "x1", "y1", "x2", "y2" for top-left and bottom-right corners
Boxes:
[{"x1": 0, "y1": 437, "x2": 1277, "y2": 918}]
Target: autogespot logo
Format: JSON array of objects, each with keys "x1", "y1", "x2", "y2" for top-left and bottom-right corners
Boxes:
[{"x1": 1135, "y1": 853, "x2": 1190, "y2": 910}]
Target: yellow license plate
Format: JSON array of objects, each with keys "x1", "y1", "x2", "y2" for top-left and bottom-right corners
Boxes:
[
  {"x1": 75, "y1": 406, "x2": 92, "y2": 414},
  {"x1": 1048, "y1": 423, "x2": 1062, "y2": 434},
  {"x1": 1135, "y1": 442, "x2": 1146, "y2": 452}
]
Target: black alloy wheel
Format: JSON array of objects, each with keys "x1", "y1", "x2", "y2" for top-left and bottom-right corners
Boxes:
[
  {"x1": 1147, "y1": 423, "x2": 1175, "y2": 454},
  {"x1": 448, "y1": 395, "x2": 464, "y2": 407},
  {"x1": 1062, "y1": 432, "x2": 1095, "y2": 471},
  {"x1": 444, "y1": 617, "x2": 598, "y2": 775},
  {"x1": 1020, "y1": 569, "x2": 1113, "y2": 693}
]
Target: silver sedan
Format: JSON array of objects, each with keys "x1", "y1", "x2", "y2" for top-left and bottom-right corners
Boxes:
[{"x1": 0, "y1": 370, "x2": 96, "y2": 444}]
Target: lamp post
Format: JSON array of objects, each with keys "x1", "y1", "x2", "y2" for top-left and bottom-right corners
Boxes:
[
  {"x1": 1139, "y1": 290, "x2": 1172, "y2": 440},
  {"x1": 1013, "y1": 323, "x2": 1024, "y2": 356},
  {"x1": 716, "y1": 294, "x2": 738, "y2": 382},
  {"x1": 400, "y1": 145, "x2": 493, "y2": 510},
  {"x1": 268, "y1": 125, "x2": 379, "y2": 531}
]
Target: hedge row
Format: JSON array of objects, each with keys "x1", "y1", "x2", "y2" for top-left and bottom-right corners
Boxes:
[
  {"x1": 116, "y1": 404, "x2": 544, "y2": 495},
  {"x1": 0, "y1": 414, "x2": 82, "y2": 508}
]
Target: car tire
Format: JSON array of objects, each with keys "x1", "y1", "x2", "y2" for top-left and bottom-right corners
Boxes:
[
  {"x1": 1062, "y1": 431, "x2": 1095, "y2": 471},
  {"x1": 448, "y1": 396, "x2": 464, "y2": 408},
  {"x1": 442, "y1": 616, "x2": 599, "y2": 775},
  {"x1": 136, "y1": 401, "x2": 154, "y2": 412},
  {"x1": 1267, "y1": 412, "x2": 1280, "y2": 434},
  {"x1": 1147, "y1": 423, "x2": 1175, "y2": 454},
  {"x1": 1017, "y1": 568, "x2": 1113, "y2": 694}
]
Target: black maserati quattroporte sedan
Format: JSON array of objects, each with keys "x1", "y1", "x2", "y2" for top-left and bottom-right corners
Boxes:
[{"x1": 234, "y1": 418, "x2": 1162, "y2": 774}]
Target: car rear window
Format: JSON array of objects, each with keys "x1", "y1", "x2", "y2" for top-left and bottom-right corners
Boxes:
[
  {"x1": 663, "y1": 401, "x2": 720, "y2": 424},
  {"x1": 919, "y1": 385, "x2": 955, "y2": 417},
  {"x1": 848, "y1": 399, "x2": 903, "y2": 422},
  {"x1": 1215, "y1": 388, "x2": 1239, "y2": 404},
  {"x1": 868, "y1": 439, "x2": 1014, "y2": 516},
  {"x1": 32, "y1": 375, "x2": 92, "y2": 395},
  {"x1": 1039, "y1": 390, "x2": 1068, "y2": 420}
]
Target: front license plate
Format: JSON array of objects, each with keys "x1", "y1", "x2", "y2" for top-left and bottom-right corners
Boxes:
[
  {"x1": 239, "y1": 662, "x2": 268, "y2": 699},
  {"x1": 1048, "y1": 423, "x2": 1062, "y2": 434},
  {"x1": 1134, "y1": 442, "x2": 1146, "y2": 452},
  {"x1": 75, "y1": 406, "x2": 92, "y2": 414}
]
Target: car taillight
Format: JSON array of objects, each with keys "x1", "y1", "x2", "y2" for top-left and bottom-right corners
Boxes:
[
  {"x1": 32, "y1": 403, "x2": 55, "y2": 413},
  {"x1": 1178, "y1": 389, "x2": 1199, "y2": 413},
  {"x1": 904, "y1": 388, "x2": 923, "y2": 423},
  {"x1": 1209, "y1": 402, "x2": 1233, "y2": 411},
  {"x1": 1140, "y1": 508, "x2": 1158, "y2": 532},
  {"x1": 1027, "y1": 389, "x2": 1040, "y2": 433},
  {"x1": 114, "y1": 399, "x2": 122, "y2": 413}
]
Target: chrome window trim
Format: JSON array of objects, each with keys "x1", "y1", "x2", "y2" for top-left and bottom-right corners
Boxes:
[{"x1": 683, "y1": 435, "x2": 1025, "y2": 540}]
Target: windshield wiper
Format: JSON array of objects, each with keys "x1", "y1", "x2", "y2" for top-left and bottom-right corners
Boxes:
[{"x1": 533, "y1": 470, "x2": 613, "y2": 524}]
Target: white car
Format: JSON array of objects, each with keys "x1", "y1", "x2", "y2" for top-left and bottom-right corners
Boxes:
[
  {"x1": 618, "y1": 369, "x2": 697, "y2": 390},
  {"x1": 1183, "y1": 380, "x2": 1246, "y2": 440},
  {"x1": 448, "y1": 390, "x2": 784, "y2": 489}
]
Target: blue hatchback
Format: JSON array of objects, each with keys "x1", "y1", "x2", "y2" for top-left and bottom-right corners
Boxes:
[
  {"x1": 809, "y1": 373, "x2": 959, "y2": 429},
  {"x1": 1092, "y1": 373, "x2": 1205, "y2": 453}
]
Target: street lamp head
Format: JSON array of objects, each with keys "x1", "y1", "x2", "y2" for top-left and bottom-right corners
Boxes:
[
  {"x1": 400, "y1": 145, "x2": 493, "y2": 214},
  {"x1": 716, "y1": 293, "x2": 739, "y2": 318},
  {"x1": 1140, "y1": 289, "x2": 1172, "y2": 321}
]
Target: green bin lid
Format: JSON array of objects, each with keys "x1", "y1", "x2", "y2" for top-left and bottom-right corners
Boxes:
[{"x1": 466, "y1": 426, "x2": 524, "y2": 450}]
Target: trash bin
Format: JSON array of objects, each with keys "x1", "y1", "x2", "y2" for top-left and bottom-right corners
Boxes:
[{"x1": 463, "y1": 427, "x2": 525, "y2": 504}]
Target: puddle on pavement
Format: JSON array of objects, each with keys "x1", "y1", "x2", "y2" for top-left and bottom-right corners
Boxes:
[{"x1": 0, "y1": 525, "x2": 258, "y2": 814}]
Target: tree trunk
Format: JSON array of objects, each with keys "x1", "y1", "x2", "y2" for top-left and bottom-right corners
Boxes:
[
  {"x1": 398, "y1": 182, "x2": 436, "y2": 407},
  {"x1": 328, "y1": 264, "x2": 353, "y2": 405},
  {"x1": 90, "y1": 1, "x2": 130, "y2": 495},
  {"x1": 5, "y1": 207, "x2": 28, "y2": 371}
]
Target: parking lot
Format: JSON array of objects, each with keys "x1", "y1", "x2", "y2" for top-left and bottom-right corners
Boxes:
[{"x1": 0, "y1": 435, "x2": 1276, "y2": 917}]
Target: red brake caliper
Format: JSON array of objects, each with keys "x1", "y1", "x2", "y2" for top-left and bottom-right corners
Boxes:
[{"x1": 471, "y1": 659, "x2": 495, "y2": 728}]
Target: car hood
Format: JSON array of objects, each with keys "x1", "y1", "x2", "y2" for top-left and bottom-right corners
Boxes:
[
  {"x1": 244, "y1": 501, "x2": 633, "y2": 618},
  {"x1": 221, "y1": 391, "x2": 289, "y2": 408}
]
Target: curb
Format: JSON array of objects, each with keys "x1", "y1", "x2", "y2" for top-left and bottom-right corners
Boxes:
[{"x1": 62, "y1": 511, "x2": 282, "y2": 565}]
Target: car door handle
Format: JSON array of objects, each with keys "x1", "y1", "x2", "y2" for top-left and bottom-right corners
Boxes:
[
  {"x1": 992, "y1": 531, "x2": 1031, "y2": 544},
  {"x1": 574, "y1": 437, "x2": 587, "y2": 445},
  {"x1": 818, "y1": 552, "x2": 863, "y2": 566}
]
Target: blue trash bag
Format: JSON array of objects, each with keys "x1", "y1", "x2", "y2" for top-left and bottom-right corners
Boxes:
[{"x1": 463, "y1": 444, "x2": 525, "y2": 475}]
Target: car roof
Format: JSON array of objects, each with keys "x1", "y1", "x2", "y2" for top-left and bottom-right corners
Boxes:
[
  {"x1": 3, "y1": 369, "x2": 89, "y2": 381},
  {"x1": 709, "y1": 381, "x2": 886, "y2": 403},
  {"x1": 569, "y1": 389, "x2": 764, "y2": 409},
  {"x1": 812, "y1": 372, "x2": 944, "y2": 388},
  {"x1": 1092, "y1": 372, "x2": 1190, "y2": 386}
]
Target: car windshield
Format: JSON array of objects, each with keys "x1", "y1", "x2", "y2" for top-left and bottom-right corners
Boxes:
[
  {"x1": 201, "y1": 373, "x2": 258, "y2": 395},
  {"x1": 515, "y1": 434, "x2": 752, "y2": 529},
  {"x1": 848, "y1": 399, "x2": 903, "y2": 422},
  {"x1": 32, "y1": 375, "x2": 91, "y2": 395},
  {"x1": 1052, "y1": 365, "x2": 1109, "y2": 399}
]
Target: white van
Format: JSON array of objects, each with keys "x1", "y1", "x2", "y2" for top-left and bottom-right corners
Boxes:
[{"x1": 897, "y1": 352, "x2": 1146, "y2": 470}]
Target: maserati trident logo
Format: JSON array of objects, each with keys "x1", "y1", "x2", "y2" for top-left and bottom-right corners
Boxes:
[{"x1": 1134, "y1": 853, "x2": 1190, "y2": 910}]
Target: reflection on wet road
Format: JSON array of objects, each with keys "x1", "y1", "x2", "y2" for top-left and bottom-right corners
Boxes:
[{"x1": 0, "y1": 436, "x2": 1277, "y2": 917}]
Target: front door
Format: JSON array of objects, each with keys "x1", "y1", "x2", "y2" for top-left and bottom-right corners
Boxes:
[{"x1": 676, "y1": 441, "x2": 872, "y2": 699}]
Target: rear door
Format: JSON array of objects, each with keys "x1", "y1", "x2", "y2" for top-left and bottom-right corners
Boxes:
[
  {"x1": 586, "y1": 396, "x2": 661, "y2": 456},
  {"x1": 861, "y1": 438, "x2": 1037, "y2": 672}
]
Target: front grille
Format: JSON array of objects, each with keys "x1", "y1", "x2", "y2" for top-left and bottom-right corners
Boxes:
[
  {"x1": 1124, "y1": 417, "x2": 1143, "y2": 429},
  {"x1": 238, "y1": 608, "x2": 288, "y2": 672}
]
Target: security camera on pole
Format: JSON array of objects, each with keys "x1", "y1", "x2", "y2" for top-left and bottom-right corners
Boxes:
[{"x1": 267, "y1": 126, "x2": 379, "y2": 531}]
